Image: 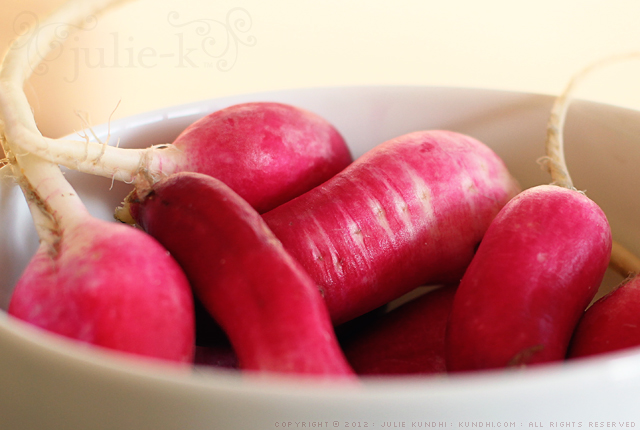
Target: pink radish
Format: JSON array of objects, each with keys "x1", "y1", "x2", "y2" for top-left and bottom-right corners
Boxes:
[
  {"x1": 262, "y1": 130, "x2": 520, "y2": 325},
  {"x1": 566, "y1": 236, "x2": 640, "y2": 360},
  {"x1": 23, "y1": 101, "x2": 352, "y2": 214},
  {"x1": 445, "y1": 59, "x2": 616, "y2": 372},
  {"x1": 445, "y1": 186, "x2": 611, "y2": 371},
  {"x1": 341, "y1": 285, "x2": 457, "y2": 375},
  {"x1": 0, "y1": 0, "x2": 195, "y2": 363},
  {"x1": 167, "y1": 101, "x2": 352, "y2": 213},
  {"x1": 568, "y1": 276, "x2": 640, "y2": 359},
  {"x1": 125, "y1": 172, "x2": 354, "y2": 376},
  {"x1": 7, "y1": 218, "x2": 195, "y2": 362}
]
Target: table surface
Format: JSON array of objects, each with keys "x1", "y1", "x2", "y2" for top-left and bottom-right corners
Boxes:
[{"x1": 2, "y1": 0, "x2": 640, "y2": 138}]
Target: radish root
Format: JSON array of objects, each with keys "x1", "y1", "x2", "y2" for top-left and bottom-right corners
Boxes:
[
  {"x1": 545, "y1": 52, "x2": 640, "y2": 189},
  {"x1": 545, "y1": 51, "x2": 640, "y2": 278},
  {"x1": 610, "y1": 241, "x2": 640, "y2": 278},
  {"x1": 0, "y1": 0, "x2": 134, "y2": 248},
  {"x1": 0, "y1": 131, "x2": 59, "y2": 247}
]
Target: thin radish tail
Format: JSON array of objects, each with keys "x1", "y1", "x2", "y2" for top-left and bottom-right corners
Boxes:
[
  {"x1": 0, "y1": 0, "x2": 136, "y2": 248},
  {"x1": 1, "y1": 0, "x2": 154, "y2": 191},
  {"x1": 543, "y1": 51, "x2": 640, "y2": 278},
  {"x1": 543, "y1": 51, "x2": 640, "y2": 189},
  {"x1": 610, "y1": 241, "x2": 640, "y2": 279},
  {"x1": 0, "y1": 135, "x2": 60, "y2": 249}
]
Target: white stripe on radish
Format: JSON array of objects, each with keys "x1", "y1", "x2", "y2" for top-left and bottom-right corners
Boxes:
[{"x1": 263, "y1": 130, "x2": 520, "y2": 324}]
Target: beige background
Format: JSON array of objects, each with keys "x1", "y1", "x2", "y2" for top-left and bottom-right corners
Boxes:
[{"x1": 3, "y1": 0, "x2": 640, "y2": 138}]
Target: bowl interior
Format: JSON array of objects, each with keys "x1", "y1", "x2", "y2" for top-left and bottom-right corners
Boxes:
[{"x1": 2, "y1": 85, "x2": 640, "y2": 424}]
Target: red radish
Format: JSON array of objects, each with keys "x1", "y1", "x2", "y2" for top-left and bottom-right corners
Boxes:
[
  {"x1": 125, "y1": 172, "x2": 354, "y2": 376},
  {"x1": 341, "y1": 285, "x2": 457, "y2": 375},
  {"x1": 0, "y1": 0, "x2": 195, "y2": 363},
  {"x1": 262, "y1": 130, "x2": 520, "y2": 325},
  {"x1": 566, "y1": 223, "x2": 640, "y2": 361},
  {"x1": 445, "y1": 186, "x2": 611, "y2": 371},
  {"x1": 24, "y1": 101, "x2": 352, "y2": 214},
  {"x1": 566, "y1": 228, "x2": 640, "y2": 360},
  {"x1": 568, "y1": 277, "x2": 640, "y2": 358},
  {"x1": 168, "y1": 102, "x2": 352, "y2": 212},
  {"x1": 8, "y1": 218, "x2": 195, "y2": 362},
  {"x1": 445, "y1": 58, "x2": 616, "y2": 372}
]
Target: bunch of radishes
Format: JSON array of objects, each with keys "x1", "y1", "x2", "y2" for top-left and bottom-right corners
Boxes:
[{"x1": 2, "y1": 0, "x2": 640, "y2": 379}]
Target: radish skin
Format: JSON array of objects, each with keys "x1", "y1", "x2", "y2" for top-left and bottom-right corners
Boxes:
[
  {"x1": 165, "y1": 102, "x2": 352, "y2": 213},
  {"x1": 8, "y1": 218, "x2": 195, "y2": 362},
  {"x1": 342, "y1": 285, "x2": 457, "y2": 375},
  {"x1": 263, "y1": 130, "x2": 520, "y2": 324},
  {"x1": 127, "y1": 172, "x2": 354, "y2": 376},
  {"x1": 446, "y1": 186, "x2": 611, "y2": 370},
  {"x1": 568, "y1": 277, "x2": 640, "y2": 358}
]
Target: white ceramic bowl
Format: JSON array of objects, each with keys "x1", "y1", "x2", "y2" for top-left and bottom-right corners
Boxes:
[{"x1": 2, "y1": 86, "x2": 640, "y2": 429}]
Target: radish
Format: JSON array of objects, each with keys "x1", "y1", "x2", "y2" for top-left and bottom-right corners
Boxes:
[
  {"x1": 568, "y1": 277, "x2": 640, "y2": 359},
  {"x1": 20, "y1": 101, "x2": 352, "y2": 215},
  {"x1": 125, "y1": 172, "x2": 354, "y2": 376},
  {"x1": 567, "y1": 241, "x2": 640, "y2": 359},
  {"x1": 7, "y1": 218, "x2": 196, "y2": 362},
  {"x1": 445, "y1": 186, "x2": 611, "y2": 371},
  {"x1": 445, "y1": 57, "x2": 617, "y2": 372},
  {"x1": 341, "y1": 284, "x2": 457, "y2": 375},
  {"x1": 0, "y1": 0, "x2": 195, "y2": 363},
  {"x1": 165, "y1": 101, "x2": 353, "y2": 213},
  {"x1": 262, "y1": 129, "x2": 520, "y2": 325}
]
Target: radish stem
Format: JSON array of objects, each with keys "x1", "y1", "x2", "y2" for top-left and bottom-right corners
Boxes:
[
  {"x1": 0, "y1": 130, "x2": 58, "y2": 246},
  {"x1": 610, "y1": 241, "x2": 640, "y2": 278},
  {"x1": 545, "y1": 52, "x2": 640, "y2": 278},
  {"x1": 0, "y1": 0, "x2": 174, "y2": 184},
  {"x1": 545, "y1": 52, "x2": 640, "y2": 189},
  {"x1": 0, "y1": 0, "x2": 133, "y2": 247}
]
